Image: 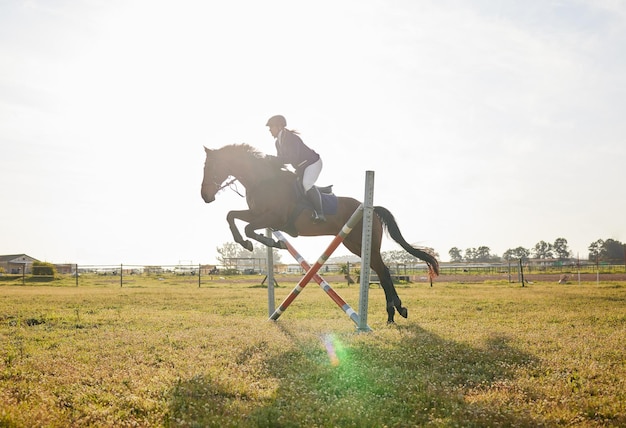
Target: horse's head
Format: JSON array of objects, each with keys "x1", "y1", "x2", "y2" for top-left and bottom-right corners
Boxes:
[{"x1": 201, "y1": 146, "x2": 229, "y2": 203}]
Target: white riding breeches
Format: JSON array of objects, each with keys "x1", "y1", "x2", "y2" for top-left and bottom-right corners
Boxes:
[{"x1": 301, "y1": 158, "x2": 323, "y2": 191}]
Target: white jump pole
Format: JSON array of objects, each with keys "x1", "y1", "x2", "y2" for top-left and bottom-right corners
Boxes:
[
  {"x1": 358, "y1": 171, "x2": 375, "y2": 332},
  {"x1": 266, "y1": 228, "x2": 275, "y2": 317}
]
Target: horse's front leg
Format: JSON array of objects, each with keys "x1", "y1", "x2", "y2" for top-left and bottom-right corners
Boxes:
[
  {"x1": 226, "y1": 210, "x2": 255, "y2": 251},
  {"x1": 226, "y1": 210, "x2": 286, "y2": 251},
  {"x1": 243, "y1": 214, "x2": 287, "y2": 250}
]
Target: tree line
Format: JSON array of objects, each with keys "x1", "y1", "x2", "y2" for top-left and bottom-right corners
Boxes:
[
  {"x1": 446, "y1": 238, "x2": 625, "y2": 264},
  {"x1": 215, "y1": 242, "x2": 283, "y2": 270},
  {"x1": 214, "y1": 237, "x2": 625, "y2": 268}
]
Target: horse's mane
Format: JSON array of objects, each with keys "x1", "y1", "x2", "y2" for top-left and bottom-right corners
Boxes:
[
  {"x1": 224, "y1": 143, "x2": 263, "y2": 158},
  {"x1": 220, "y1": 143, "x2": 288, "y2": 174}
]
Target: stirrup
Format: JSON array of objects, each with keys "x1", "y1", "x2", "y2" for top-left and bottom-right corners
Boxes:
[{"x1": 312, "y1": 212, "x2": 326, "y2": 223}]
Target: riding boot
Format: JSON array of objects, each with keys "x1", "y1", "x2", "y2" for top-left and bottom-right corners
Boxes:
[{"x1": 306, "y1": 187, "x2": 326, "y2": 223}]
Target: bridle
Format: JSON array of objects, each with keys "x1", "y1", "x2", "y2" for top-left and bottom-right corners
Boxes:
[
  {"x1": 215, "y1": 176, "x2": 245, "y2": 197},
  {"x1": 215, "y1": 176, "x2": 237, "y2": 192},
  {"x1": 204, "y1": 155, "x2": 244, "y2": 198}
]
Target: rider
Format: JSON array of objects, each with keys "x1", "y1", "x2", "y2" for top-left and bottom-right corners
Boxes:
[{"x1": 266, "y1": 114, "x2": 326, "y2": 223}]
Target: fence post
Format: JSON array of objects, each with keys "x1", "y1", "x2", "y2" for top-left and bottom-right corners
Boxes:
[
  {"x1": 76, "y1": 264, "x2": 79, "y2": 287},
  {"x1": 120, "y1": 264, "x2": 123, "y2": 288},
  {"x1": 198, "y1": 264, "x2": 201, "y2": 288}
]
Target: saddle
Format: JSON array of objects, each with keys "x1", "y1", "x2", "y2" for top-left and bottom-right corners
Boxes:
[
  {"x1": 281, "y1": 183, "x2": 338, "y2": 237},
  {"x1": 315, "y1": 185, "x2": 334, "y2": 195}
]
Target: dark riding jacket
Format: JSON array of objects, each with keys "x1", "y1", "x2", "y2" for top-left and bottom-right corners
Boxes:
[{"x1": 275, "y1": 129, "x2": 320, "y2": 175}]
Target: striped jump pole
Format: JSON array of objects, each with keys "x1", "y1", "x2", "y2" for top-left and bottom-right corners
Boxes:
[
  {"x1": 272, "y1": 229, "x2": 370, "y2": 330},
  {"x1": 268, "y1": 204, "x2": 364, "y2": 321}
]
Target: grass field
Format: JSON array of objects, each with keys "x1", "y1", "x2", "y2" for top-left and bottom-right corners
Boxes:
[{"x1": 1, "y1": 275, "x2": 625, "y2": 427}]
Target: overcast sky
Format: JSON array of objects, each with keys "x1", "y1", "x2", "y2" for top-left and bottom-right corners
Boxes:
[{"x1": 1, "y1": 0, "x2": 625, "y2": 266}]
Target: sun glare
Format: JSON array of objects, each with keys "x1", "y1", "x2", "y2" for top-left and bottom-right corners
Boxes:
[{"x1": 321, "y1": 333, "x2": 344, "y2": 367}]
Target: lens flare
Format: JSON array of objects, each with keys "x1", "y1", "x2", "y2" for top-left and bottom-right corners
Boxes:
[{"x1": 321, "y1": 333, "x2": 345, "y2": 366}]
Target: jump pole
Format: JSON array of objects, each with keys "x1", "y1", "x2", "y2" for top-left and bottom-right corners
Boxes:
[
  {"x1": 266, "y1": 228, "x2": 275, "y2": 317},
  {"x1": 272, "y1": 229, "x2": 370, "y2": 330},
  {"x1": 268, "y1": 204, "x2": 364, "y2": 321},
  {"x1": 267, "y1": 171, "x2": 376, "y2": 332}
]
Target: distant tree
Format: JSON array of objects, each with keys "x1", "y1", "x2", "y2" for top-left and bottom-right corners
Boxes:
[
  {"x1": 339, "y1": 263, "x2": 350, "y2": 275},
  {"x1": 382, "y1": 249, "x2": 413, "y2": 265},
  {"x1": 460, "y1": 246, "x2": 500, "y2": 263},
  {"x1": 532, "y1": 241, "x2": 554, "y2": 259},
  {"x1": 448, "y1": 247, "x2": 463, "y2": 263},
  {"x1": 382, "y1": 247, "x2": 439, "y2": 265},
  {"x1": 605, "y1": 239, "x2": 625, "y2": 262},
  {"x1": 476, "y1": 246, "x2": 492, "y2": 262},
  {"x1": 248, "y1": 244, "x2": 282, "y2": 264},
  {"x1": 32, "y1": 261, "x2": 56, "y2": 276},
  {"x1": 216, "y1": 242, "x2": 240, "y2": 269},
  {"x1": 464, "y1": 248, "x2": 477, "y2": 262},
  {"x1": 592, "y1": 238, "x2": 625, "y2": 263},
  {"x1": 503, "y1": 247, "x2": 530, "y2": 260},
  {"x1": 553, "y1": 238, "x2": 571, "y2": 259},
  {"x1": 426, "y1": 247, "x2": 440, "y2": 261},
  {"x1": 588, "y1": 239, "x2": 604, "y2": 261},
  {"x1": 216, "y1": 242, "x2": 282, "y2": 268}
]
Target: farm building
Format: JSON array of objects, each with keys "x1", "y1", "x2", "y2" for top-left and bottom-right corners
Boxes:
[{"x1": 0, "y1": 254, "x2": 39, "y2": 274}]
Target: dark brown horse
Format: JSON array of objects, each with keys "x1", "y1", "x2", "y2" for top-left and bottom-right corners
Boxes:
[{"x1": 201, "y1": 144, "x2": 439, "y2": 323}]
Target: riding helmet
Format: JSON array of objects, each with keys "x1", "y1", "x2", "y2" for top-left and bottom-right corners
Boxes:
[{"x1": 266, "y1": 115, "x2": 287, "y2": 127}]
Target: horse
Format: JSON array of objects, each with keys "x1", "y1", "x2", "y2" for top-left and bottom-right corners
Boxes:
[{"x1": 201, "y1": 143, "x2": 439, "y2": 323}]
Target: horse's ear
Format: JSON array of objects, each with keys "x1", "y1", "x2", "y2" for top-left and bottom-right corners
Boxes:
[{"x1": 204, "y1": 146, "x2": 210, "y2": 153}]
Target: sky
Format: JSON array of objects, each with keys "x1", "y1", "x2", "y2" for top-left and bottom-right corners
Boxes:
[{"x1": 1, "y1": 0, "x2": 625, "y2": 266}]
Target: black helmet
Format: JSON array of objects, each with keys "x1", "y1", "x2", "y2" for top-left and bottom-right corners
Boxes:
[{"x1": 266, "y1": 115, "x2": 287, "y2": 127}]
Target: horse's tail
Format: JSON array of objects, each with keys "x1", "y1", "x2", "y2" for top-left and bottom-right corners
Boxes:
[{"x1": 374, "y1": 206, "x2": 440, "y2": 278}]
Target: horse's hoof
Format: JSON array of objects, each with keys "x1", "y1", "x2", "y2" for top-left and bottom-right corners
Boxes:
[
  {"x1": 387, "y1": 320, "x2": 396, "y2": 325},
  {"x1": 278, "y1": 241, "x2": 288, "y2": 250},
  {"x1": 398, "y1": 307, "x2": 408, "y2": 318},
  {"x1": 244, "y1": 241, "x2": 254, "y2": 252}
]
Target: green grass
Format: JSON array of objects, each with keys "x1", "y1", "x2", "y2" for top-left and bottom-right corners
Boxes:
[{"x1": 1, "y1": 277, "x2": 625, "y2": 427}]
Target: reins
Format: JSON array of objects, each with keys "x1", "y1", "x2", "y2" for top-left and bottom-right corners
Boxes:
[{"x1": 217, "y1": 177, "x2": 245, "y2": 197}]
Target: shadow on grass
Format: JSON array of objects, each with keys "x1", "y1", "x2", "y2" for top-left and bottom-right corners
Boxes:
[
  {"x1": 167, "y1": 374, "x2": 261, "y2": 427},
  {"x1": 167, "y1": 323, "x2": 541, "y2": 427}
]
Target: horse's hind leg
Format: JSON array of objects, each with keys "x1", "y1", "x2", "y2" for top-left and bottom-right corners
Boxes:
[
  {"x1": 366, "y1": 228, "x2": 407, "y2": 323},
  {"x1": 343, "y1": 237, "x2": 405, "y2": 324},
  {"x1": 374, "y1": 260, "x2": 407, "y2": 323}
]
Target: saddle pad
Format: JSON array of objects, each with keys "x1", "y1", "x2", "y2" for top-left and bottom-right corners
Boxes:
[{"x1": 321, "y1": 193, "x2": 338, "y2": 216}]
